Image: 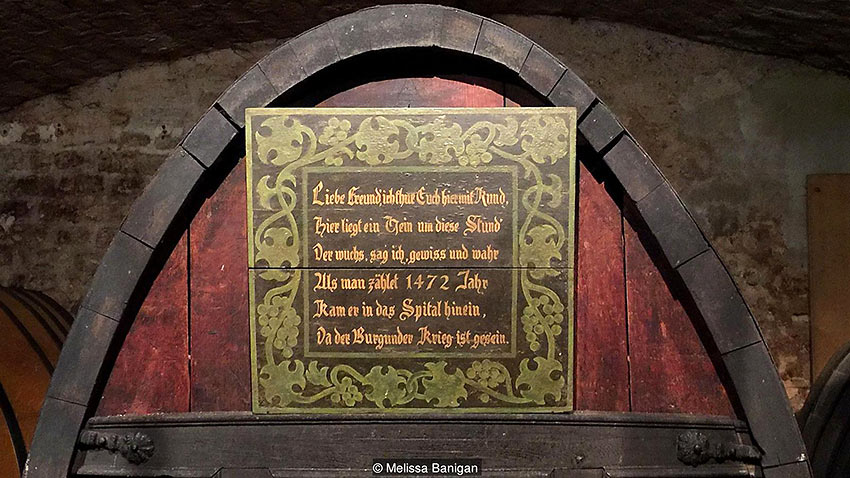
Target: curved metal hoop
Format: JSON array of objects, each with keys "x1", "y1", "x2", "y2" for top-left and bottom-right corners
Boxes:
[{"x1": 26, "y1": 5, "x2": 809, "y2": 477}]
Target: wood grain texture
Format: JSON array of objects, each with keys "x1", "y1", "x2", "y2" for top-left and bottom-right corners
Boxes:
[
  {"x1": 46, "y1": 308, "x2": 117, "y2": 406},
  {"x1": 80, "y1": 232, "x2": 153, "y2": 321},
  {"x1": 0, "y1": 288, "x2": 72, "y2": 476},
  {"x1": 578, "y1": 102, "x2": 623, "y2": 152},
  {"x1": 77, "y1": 412, "x2": 750, "y2": 476},
  {"x1": 722, "y1": 342, "x2": 804, "y2": 467},
  {"x1": 1, "y1": 288, "x2": 65, "y2": 350},
  {"x1": 634, "y1": 183, "x2": 708, "y2": 268},
  {"x1": 97, "y1": 233, "x2": 189, "y2": 415},
  {"x1": 22, "y1": 25, "x2": 809, "y2": 475},
  {"x1": 519, "y1": 45, "x2": 566, "y2": 96},
  {"x1": 95, "y1": 77, "x2": 738, "y2": 417},
  {"x1": 0, "y1": 298, "x2": 54, "y2": 446},
  {"x1": 474, "y1": 20, "x2": 532, "y2": 73},
  {"x1": 181, "y1": 108, "x2": 237, "y2": 169},
  {"x1": 0, "y1": 415, "x2": 18, "y2": 478},
  {"x1": 547, "y1": 69, "x2": 595, "y2": 118},
  {"x1": 0, "y1": 289, "x2": 62, "y2": 370},
  {"x1": 120, "y1": 147, "x2": 205, "y2": 248},
  {"x1": 189, "y1": 160, "x2": 251, "y2": 411},
  {"x1": 507, "y1": 80, "x2": 630, "y2": 411},
  {"x1": 317, "y1": 76, "x2": 505, "y2": 108},
  {"x1": 677, "y1": 250, "x2": 761, "y2": 354},
  {"x1": 807, "y1": 174, "x2": 850, "y2": 378},
  {"x1": 218, "y1": 65, "x2": 278, "y2": 127},
  {"x1": 574, "y1": 163, "x2": 629, "y2": 411},
  {"x1": 624, "y1": 207, "x2": 734, "y2": 416},
  {"x1": 24, "y1": 398, "x2": 86, "y2": 478}
]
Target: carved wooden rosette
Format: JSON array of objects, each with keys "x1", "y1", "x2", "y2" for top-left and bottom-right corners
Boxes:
[{"x1": 246, "y1": 108, "x2": 577, "y2": 413}]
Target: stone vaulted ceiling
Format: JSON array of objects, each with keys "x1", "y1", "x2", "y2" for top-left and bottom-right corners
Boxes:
[{"x1": 3, "y1": 0, "x2": 849, "y2": 112}]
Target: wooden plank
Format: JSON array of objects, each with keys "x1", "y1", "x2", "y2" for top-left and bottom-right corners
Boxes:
[
  {"x1": 97, "y1": 233, "x2": 189, "y2": 415},
  {"x1": 578, "y1": 102, "x2": 623, "y2": 152},
  {"x1": 678, "y1": 250, "x2": 761, "y2": 354},
  {"x1": 24, "y1": 398, "x2": 86, "y2": 478},
  {"x1": 519, "y1": 45, "x2": 566, "y2": 97},
  {"x1": 80, "y1": 231, "x2": 153, "y2": 321},
  {"x1": 624, "y1": 206, "x2": 734, "y2": 416},
  {"x1": 0, "y1": 416, "x2": 19, "y2": 478},
  {"x1": 575, "y1": 163, "x2": 629, "y2": 411},
  {"x1": 47, "y1": 308, "x2": 117, "y2": 406},
  {"x1": 217, "y1": 65, "x2": 278, "y2": 127},
  {"x1": 189, "y1": 160, "x2": 251, "y2": 411},
  {"x1": 0, "y1": 289, "x2": 59, "y2": 371},
  {"x1": 181, "y1": 108, "x2": 237, "y2": 169},
  {"x1": 370, "y1": 5, "x2": 441, "y2": 49},
  {"x1": 20, "y1": 288, "x2": 73, "y2": 335},
  {"x1": 317, "y1": 76, "x2": 504, "y2": 108},
  {"x1": 808, "y1": 174, "x2": 850, "y2": 378},
  {"x1": 634, "y1": 183, "x2": 708, "y2": 269},
  {"x1": 507, "y1": 82, "x2": 630, "y2": 411},
  {"x1": 437, "y1": 7, "x2": 482, "y2": 54},
  {"x1": 722, "y1": 342, "x2": 805, "y2": 467},
  {"x1": 602, "y1": 135, "x2": 663, "y2": 203},
  {"x1": 0, "y1": 299, "x2": 52, "y2": 444},
  {"x1": 77, "y1": 413, "x2": 749, "y2": 476},
  {"x1": 474, "y1": 20, "x2": 532, "y2": 73},
  {"x1": 1, "y1": 288, "x2": 65, "y2": 351},
  {"x1": 120, "y1": 147, "x2": 205, "y2": 248},
  {"x1": 288, "y1": 23, "x2": 340, "y2": 76},
  {"x1": 548, "y1": 69, "x2": 595, "y2": 118}
]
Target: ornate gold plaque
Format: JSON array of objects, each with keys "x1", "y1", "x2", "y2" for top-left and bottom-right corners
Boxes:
[{"x1": 246, "y1": 108, "x2": 576, "y2": 413}]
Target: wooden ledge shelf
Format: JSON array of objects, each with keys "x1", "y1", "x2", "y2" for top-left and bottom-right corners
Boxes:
[
  {"x1": 86, "y1": 410, "x2": 749, "y2": 429},
  {"x1": 76, "y1": 412, "x2": 754, "y2": 477}
]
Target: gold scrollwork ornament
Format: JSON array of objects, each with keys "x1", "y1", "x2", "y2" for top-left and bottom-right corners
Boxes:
[{"x1": 251, "y1": 113, "x2": 571, "y2": 411}]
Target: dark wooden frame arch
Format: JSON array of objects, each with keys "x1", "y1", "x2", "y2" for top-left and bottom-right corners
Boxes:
[{"x1": 26, "y1": 5, "x2": 808, "y2": 477}]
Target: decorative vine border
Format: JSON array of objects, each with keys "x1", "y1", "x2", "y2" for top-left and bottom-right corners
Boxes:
[{"x1": 246, "y1": 108, "x2": 576, "y2": 413}]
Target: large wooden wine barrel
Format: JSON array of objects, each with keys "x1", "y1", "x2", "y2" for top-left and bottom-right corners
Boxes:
[
  {"x1": 0, "y1": 287, "x2": 72, "y2": 477},
  {"x1": 26, "y1": 5, "x2": 811, "y2": 477},
  {"x1": 800, "y1": 340, "x2": 850, "y2": 477}
]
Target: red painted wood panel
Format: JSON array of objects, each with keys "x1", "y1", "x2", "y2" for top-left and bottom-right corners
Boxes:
[
  {"x1": 189, "y1": 160, "x2": 251, "y2": 411},
  {"x1": 98, "y1": 233, "x2": 189, "y2": 415},
  {"x1": 507, "y1": 80, "x2": 631, "y2": 411},
  {"x1": 509, "y1": 77, "x2": 731, "y2": 415},
  {"x1": 97, "y1": 76, "x2": 736, "y2": 417},
  {"x1": 624, "y1": 207, "x2": 734, "y2": 416},
  {"x1": 574, "y1": 166, "x2": 630, "y2": 411},
  {"x1": 318, "y1": 76, "x2": 505, "y2": 108}
]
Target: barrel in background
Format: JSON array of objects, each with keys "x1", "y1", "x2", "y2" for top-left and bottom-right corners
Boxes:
[
  {"x1": 800, "y1": 341, "x2": 850, "y2": 478},
  {"x1": 0, "y1": 287, "x2": 72, "y2": 477}
]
